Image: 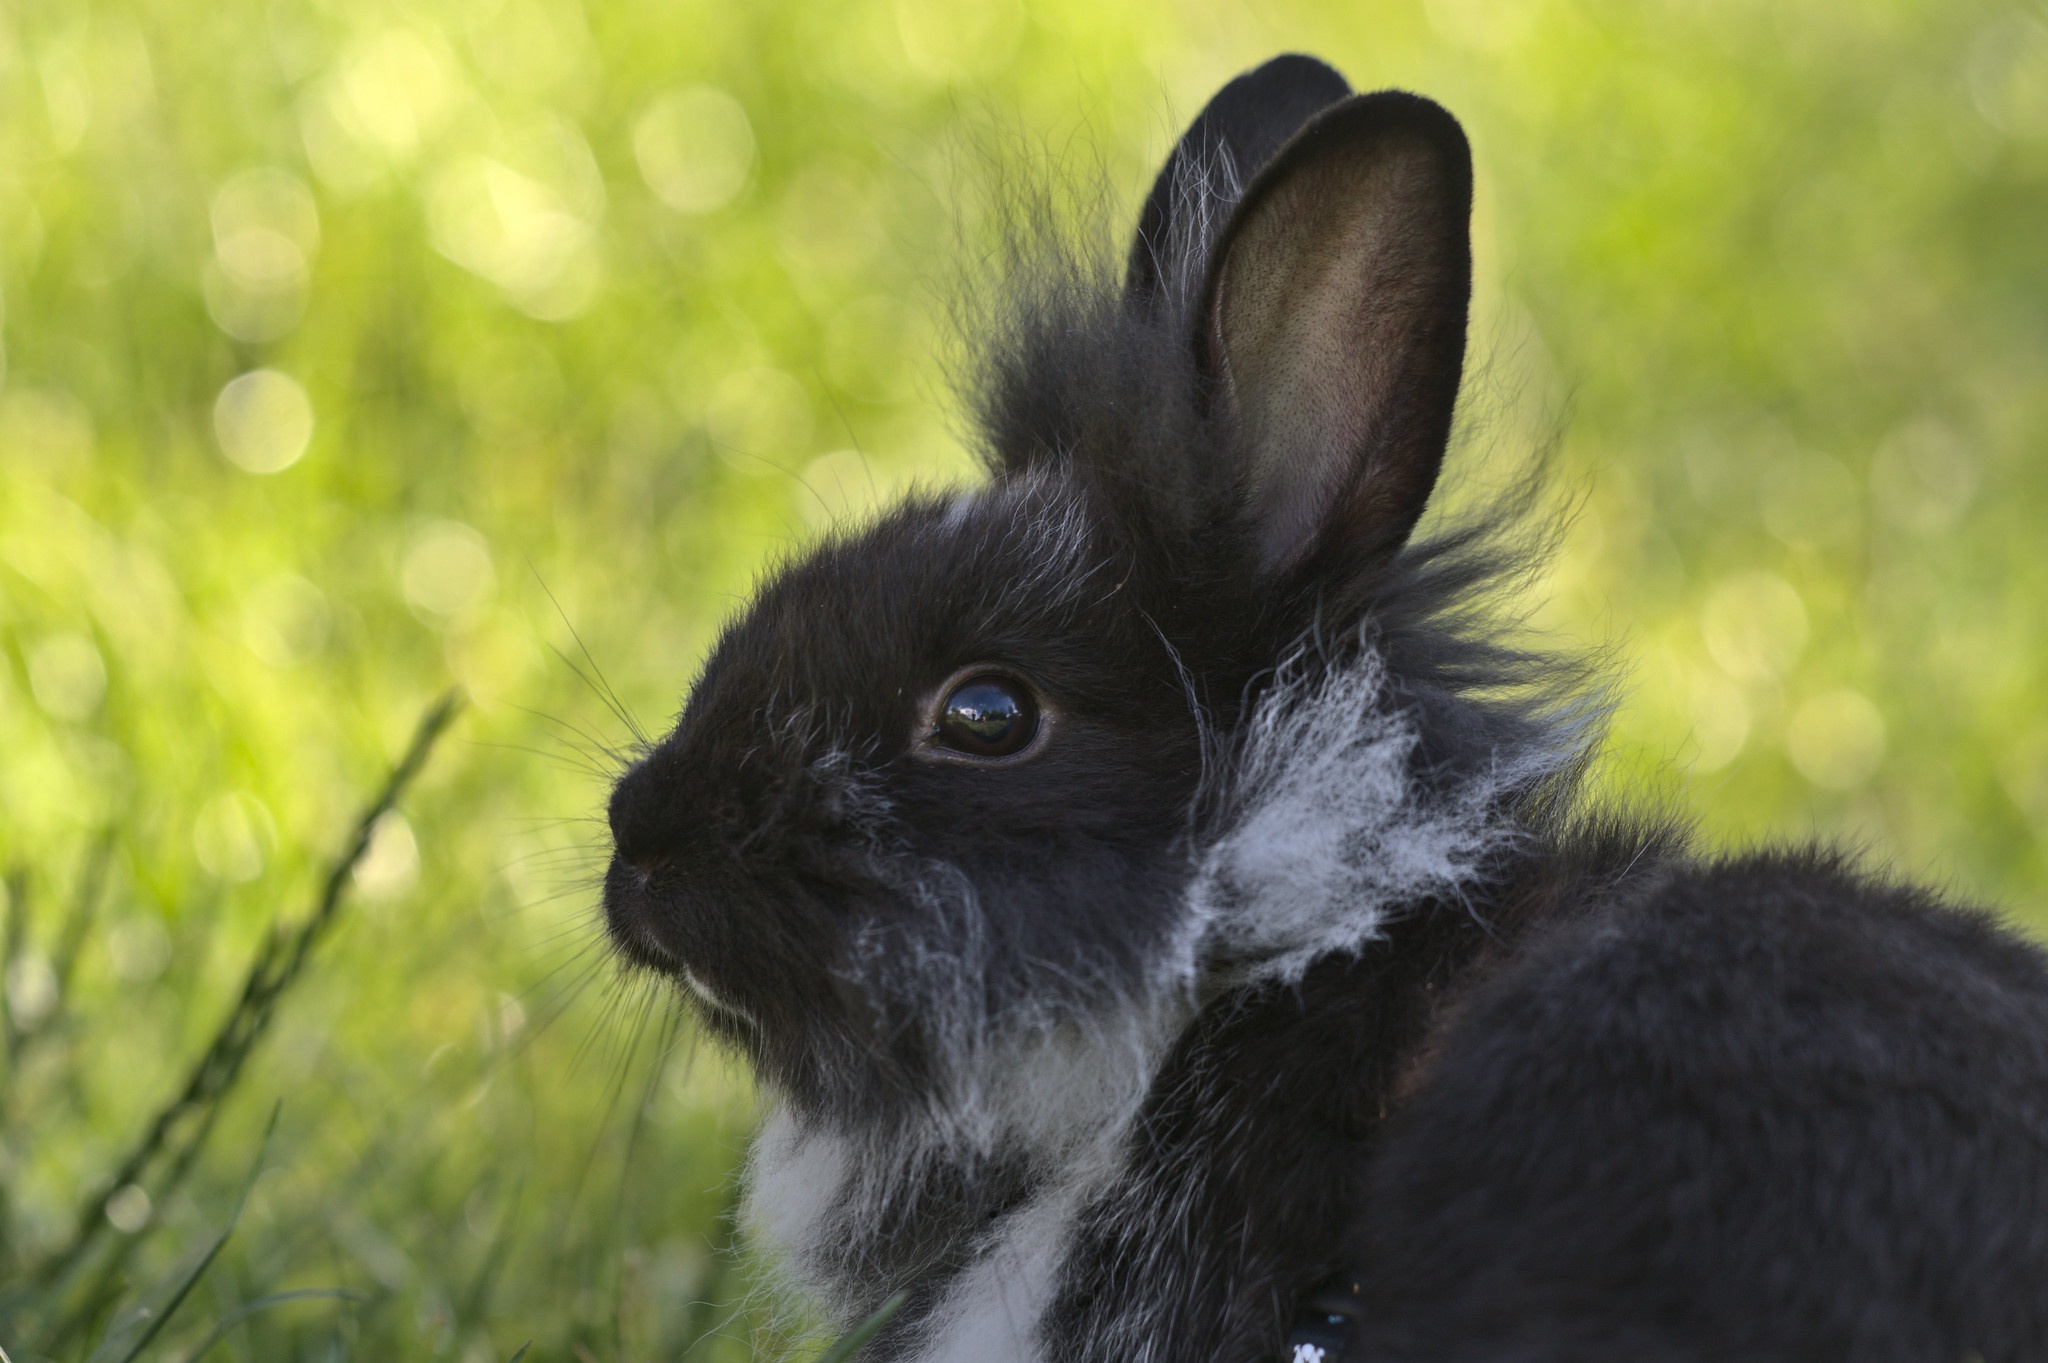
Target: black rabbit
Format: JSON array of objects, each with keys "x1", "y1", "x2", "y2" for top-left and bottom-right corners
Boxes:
[{"x1": 602, "y1": 54, "x2": 2048, "y2": 1363}]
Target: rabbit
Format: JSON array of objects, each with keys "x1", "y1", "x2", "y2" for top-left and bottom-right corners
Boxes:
[{"x1": 601, "y1": 53, "x2": 2048, "y2": 1363}]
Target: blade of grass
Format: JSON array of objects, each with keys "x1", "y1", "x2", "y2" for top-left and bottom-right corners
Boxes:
[
  {"x1": 0, "y1": 832, "x2": 116, "y2": 1111},
  {"x1": 0, "y1": 865, "x2": 26, "y2": 1271},
  {"x1": 173, "y1": 1287, "x2": 369, "y2": 1363},
  {"x1": 676, "y1": 1179, "x2": 743, "y2": 1362},
  {"x1": 84, "y1": 1104, "x2": 280, "y2": 1363},
  {"x1": 47, "y1": 830, "x2": 117, "y2": 1022},
  {"x1": 815, "y1": 1290, "x2": 909, "y2": 1363},
  {"x1": 31, "y1": 692, "x2": 463, "y2": 1322},
  {"x1": 2, "y1": 866, "x2": 32, "y2": 1074},
  {"x1": 453, "y1": 1178, "x2": 520, "y2": 1339}
]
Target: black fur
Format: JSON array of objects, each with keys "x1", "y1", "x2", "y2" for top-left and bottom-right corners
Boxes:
[
  {"x1": 602, "y1": 53, "x2": 2048, "y2": 1362},
  {"x1": 1126, "y1": 53, "x2": 1351, "y2": 312}
]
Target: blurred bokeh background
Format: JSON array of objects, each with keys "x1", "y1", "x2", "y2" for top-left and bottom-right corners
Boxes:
[{"x1": 2, "y1": 0, "x2": 2045, "y2": 1357}]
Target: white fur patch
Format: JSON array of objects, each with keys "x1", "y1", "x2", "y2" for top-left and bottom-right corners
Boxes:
[
  {"x1": 903, "y1": 1184, "x2": 1084, "y2": 1363},
  {"x1": 739, "y1": 1010, "x2": 1181, "y2": 1349},
  {"x1": 743, "y1": 1111, "x2": 856, "y2": 1308},
  {"x1": 1187, "y1": 646, "x2": 1558, "y2": 984},
  {"x1": 1151, "y1": 137, "x2": 1247, "y2": 322}
]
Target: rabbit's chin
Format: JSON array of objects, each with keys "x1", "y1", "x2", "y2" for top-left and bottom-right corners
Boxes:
[{"x1": 740, "y1": 998, "x2": 1189, "y2": 1333}]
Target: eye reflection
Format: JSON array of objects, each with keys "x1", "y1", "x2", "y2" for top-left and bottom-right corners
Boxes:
[{"x1": 936, "y1": 675, "x2": 1040, "y2": 758}]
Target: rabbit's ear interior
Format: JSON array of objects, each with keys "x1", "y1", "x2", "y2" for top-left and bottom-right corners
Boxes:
[
  {"x1": 1125, "y1": 54, "x2": 1351, "y2": 315},
  {"x1": 1198, "y1": 91, "x2": 1473, "y2": 576}
]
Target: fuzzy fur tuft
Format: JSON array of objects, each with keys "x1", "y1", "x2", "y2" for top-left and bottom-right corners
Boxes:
[{"x1": 1188, "y1": 642, "x2": 1572, "y2": 987}]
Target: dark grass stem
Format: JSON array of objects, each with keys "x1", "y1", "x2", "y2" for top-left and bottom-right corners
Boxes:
[
  {"x1": 815, "y1": 1291, "x2": 910, "y2": 1363},
  {"x1": 2, "y1": 866, "x2": 31, "y2": 1074},
  {"x1": 30, "y1": 692, "x2": 463, "y2": 1313},
  {"x1": 675, "y1": 1180, "x2": 744, "y2": 1361},
  {"x1": 172, "y1": 1287, "x2": 370, "y2": 1363},
  {"x1": 51, "y1": 831, "x2": 118, "y2": 1014},
  {"x1": 1, "y1": 833, "x2": 116, "y2": 1095},
  {"x1": 83, "y1": 1107, "x2": 281, "y2": 1363}
]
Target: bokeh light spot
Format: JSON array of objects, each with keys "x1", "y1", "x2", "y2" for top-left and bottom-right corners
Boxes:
[
  {"x1": 427, "y1": 135, "x2": 604, "y2": 319},
  {"x1": 633, "y1": 86, "x2": 755, "y2": 214},
  {"x1": 4, "y1": 951, "x2": 58, "y2": 1030},
  {"x1": 27, "y1": 633, "x2": 108, "y2": 721},
  {"x1": 193, "y1": 792, "x2": 274, "y2": 883},
  {"x1": 37, "y1": 47, "x2": 93, "y2": 153},
  {"x1": 1968, "y1": 14, "x2": 2048, "y2": 139},
  {"x1": 402, "y1": 520, "x2": 497, "y2": 623},
  {"x1": 354, "y1": 811, "x2": 421, "y2": 901},
  {"x1": 336, "y1": 29, "x2": 457, "y2": 160},
  {"x1": 1701, "y1": 572, "x2": 1809, "y2": 680},
  {"x1": 104, "y1": 1184, "x2": 153, "y2": 1233},
  {"x1": 106, "y1": 916, "x2": 173, "y2": 984},
  {"x1": 214, "y1": 370, "x2": 314, "y2": 473},
  {"x1": 217, "y1": 227, "x2": 306, "y2": 288},
  {"x1": 203, "y1": 170, "x2": 319, "y2": 341}
]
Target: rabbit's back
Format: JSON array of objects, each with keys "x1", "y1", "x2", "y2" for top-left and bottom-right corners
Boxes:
[{"x1": 1349, "y1": 849, "x2": 2048, "y2": 1362}]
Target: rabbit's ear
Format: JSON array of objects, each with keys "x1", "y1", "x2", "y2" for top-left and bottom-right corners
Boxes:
[
  {"x1": 1125, "y1": 54, "x2": 1351, "y2": 314},
  {"x1": 1198, "y1": 91, "x2": 1473, "y2": 575}
]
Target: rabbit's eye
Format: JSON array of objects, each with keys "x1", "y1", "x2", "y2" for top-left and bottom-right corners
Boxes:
[{"x1": 935, "y1": 675, "x2": 1040, "y2": 758}]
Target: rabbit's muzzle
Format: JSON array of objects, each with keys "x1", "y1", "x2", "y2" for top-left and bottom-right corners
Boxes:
[
  {"x1": 603, "y1": 745, "x2": 749, "y2": 975},
  {"x1": 602, "y1": 738, "x2": 870, "y2": 1046}
]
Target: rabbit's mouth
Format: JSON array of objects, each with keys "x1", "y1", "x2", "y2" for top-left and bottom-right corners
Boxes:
[
  {"x1": 677, "y1": 966, "x2": 747, "y2": 1018},
  {"x1": 599, "y1": 849, "x2": 783, "y2": 1042}
]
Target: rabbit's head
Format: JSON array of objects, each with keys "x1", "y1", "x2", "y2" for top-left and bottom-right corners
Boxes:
[{"x1": 603, "y1": 59, "x2": 1573, "y2": 1148}]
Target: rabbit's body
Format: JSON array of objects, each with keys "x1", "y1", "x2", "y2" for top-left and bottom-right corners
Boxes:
[{"x1": 603, "y1": 55, "x2": 2048, "y2": 1362}]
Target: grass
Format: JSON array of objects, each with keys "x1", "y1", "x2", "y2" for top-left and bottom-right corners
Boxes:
[
  {"x1": 0, "y1": 689, "x2": 796, "y2": 1360},
  {"x1": 6, "y1": 696, "x2": 459, "y2": 1357}
]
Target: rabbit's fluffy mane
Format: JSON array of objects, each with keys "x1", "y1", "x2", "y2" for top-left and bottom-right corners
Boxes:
[{"x1": 736, "y1": 189, "x2": 1606, "y2": 1359}]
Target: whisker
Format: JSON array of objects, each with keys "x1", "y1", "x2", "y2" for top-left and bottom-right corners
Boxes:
[
  {"x1": 504, "y1": 701, "x2": 647, "y2": 770},
  {"x1": 468, "y1": 737, "x2": 624, "y2": 784},
  {"x1": 528, "y1": 562, "x2": 652, "y2": 749}
]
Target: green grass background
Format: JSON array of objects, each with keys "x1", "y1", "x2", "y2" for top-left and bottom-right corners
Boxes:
[{"x1": 2, "y1": 0, "x2": 2046, "y2": 1357}]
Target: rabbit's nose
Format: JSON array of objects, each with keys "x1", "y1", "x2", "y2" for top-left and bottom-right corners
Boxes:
[
  {"x1": 624, "y1": 847, "x2": 673, "y2": 877},
  {"x1": 608, "y1": 753, "x2": 683, "y2": 876}
]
